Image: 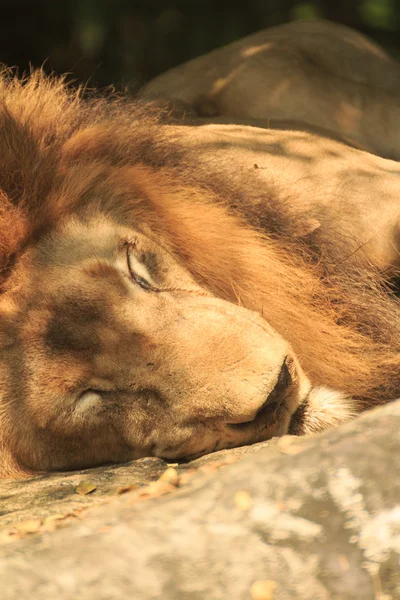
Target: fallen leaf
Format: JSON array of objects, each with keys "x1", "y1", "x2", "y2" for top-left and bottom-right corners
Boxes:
[
  {"x1": 137, "y1": 481, "x2": 175, "y2": 499},
  {"x1": 158, "y1": 467, "x2": 179, "y2": 486},
  {"x1": 42, "y1": 513, "x2": 70, "y2": 532},
  {"x1": 44, "y1": 513, "x2": 68, "y2": 523},
  {"x1": 15, "y1": 519, "x2": 42, "y2": 534},
  {"x1": 75, "y1": 481, "x2": 97, "y2": 495},
  {"x1": 70, "y1": 508, "x2": 87, "y2": 518},
  {"x1": 116, "y1": 484, "x2": 139, "y2": 495}
]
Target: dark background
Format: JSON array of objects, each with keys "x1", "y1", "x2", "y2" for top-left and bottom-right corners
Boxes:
[{"x1": 1, "y1": 0, "x2": 399, "y2": 90}]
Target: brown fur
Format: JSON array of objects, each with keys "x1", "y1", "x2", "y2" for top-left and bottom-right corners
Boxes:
[{"x1": 0, "y1": 69, "x2": 399, "y2": 477}]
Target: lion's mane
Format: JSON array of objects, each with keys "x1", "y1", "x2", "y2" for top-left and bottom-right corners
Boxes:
[{"x1": 0, "y1": 70, "x2": 400, "y2": 408}]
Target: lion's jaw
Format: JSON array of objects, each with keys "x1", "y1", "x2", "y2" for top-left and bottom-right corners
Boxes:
[{"x1": 0, "y1": 216, "x2": 312, "y2": 475}]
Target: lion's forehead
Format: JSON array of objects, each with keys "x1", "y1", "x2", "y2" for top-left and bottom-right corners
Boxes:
[{"x1": 32, "y1": 216, "x2": 123, "y2": 268}]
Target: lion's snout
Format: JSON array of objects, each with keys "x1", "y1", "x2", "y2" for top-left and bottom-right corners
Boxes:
[
  {"x1": 256, "y1": 357, "x2": 293, "y2": 413},
  {"x1": 225, "y1": 357, "x2": 293, "y2": 427},
  {"x1": 137, "y1": 295, "x2": 313, "y2": 456}
]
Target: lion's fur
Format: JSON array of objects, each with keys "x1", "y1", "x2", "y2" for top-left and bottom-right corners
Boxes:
[
  {"x1": 0, "y1": 67, "x2": 400, "y2": 475},
  {"x1": 141, "y1": 19, "x2": 400, "y2": 160}
]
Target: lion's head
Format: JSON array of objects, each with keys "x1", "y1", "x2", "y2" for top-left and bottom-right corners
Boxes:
[{"x1": 0, "y1": 210, "x2": 317, "y2": 474}]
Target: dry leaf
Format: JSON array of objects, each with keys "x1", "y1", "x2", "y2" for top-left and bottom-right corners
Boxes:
[
  {"x1": 15, "y1": 519, "x2": 42, "y2": 534},
  {"x1": 42, "y1": 513, "x2": 70, "y2": 532},
  {"x1": 116, "y1": 484, "x2": 139, "y2": 495},
  {"x1": 251, "y1": 580, "x2": 277, "y2": 600},
  {"x1": 234, "y1": 490, "x2": 252, "y2": 511},
  {"x1": 138, "y1": 481, "x2": 175, "y2": 499},
  {"x1": 45, "y1": 513, "x2": 68, "y2": 522},
  {"x1": 69, "y1": 508, "x2": 87, "y2": 519},
  {"x1": 75, "y1": 481, "x2": 97, "y2": 495},
  {"x1": 158, "y1": 467, "x2": 179, "y2": 486}
]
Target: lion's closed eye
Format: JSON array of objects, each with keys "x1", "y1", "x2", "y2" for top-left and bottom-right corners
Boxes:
[{"x1": 125, "y1": 241, "x2": 157, "y2": 291}]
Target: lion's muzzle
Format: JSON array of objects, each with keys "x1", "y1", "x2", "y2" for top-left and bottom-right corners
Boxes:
[{"x1": 226, "y1": 356, "x2": 293, "y2": 429}]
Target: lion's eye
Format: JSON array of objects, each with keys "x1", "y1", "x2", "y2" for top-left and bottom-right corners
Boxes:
[{"x1": 126, "y1": 244, "x2": 154, "y2": 290}]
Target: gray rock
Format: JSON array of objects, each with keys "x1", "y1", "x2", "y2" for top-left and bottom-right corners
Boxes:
[{"x1": 1, "y1": 401, "x2": 399, "y2": 600}]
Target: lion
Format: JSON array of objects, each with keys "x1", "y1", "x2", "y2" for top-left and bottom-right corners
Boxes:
[
  {"x1": 0, "y1": 64, "x2": 400, "y2": 478},
  {"x1": 140, "y1": 19, "x2": 400, "y2": 160}
]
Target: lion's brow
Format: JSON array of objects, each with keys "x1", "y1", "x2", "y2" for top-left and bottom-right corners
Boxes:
[{"x1": 83, "y1": 261, "x2": 128, "y2": 293}]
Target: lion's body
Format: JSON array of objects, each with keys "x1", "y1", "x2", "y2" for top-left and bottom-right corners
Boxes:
[
  {"x1": 141, "y1": 19, "x2": 400, "y2": 159},
  {"x1": 169, "y1": 122, "x2": 400, "y2": 272},
  {"x1": 1, "y1": 23, "x2": 400, "y2": 477}
]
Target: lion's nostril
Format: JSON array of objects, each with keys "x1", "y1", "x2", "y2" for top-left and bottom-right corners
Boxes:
[
  {"x1": 258, "y1": 357, "x2": 292, "y2": 414},
  {"x1": 228, "y1": 357, "x2": 293, "y2": 429}
]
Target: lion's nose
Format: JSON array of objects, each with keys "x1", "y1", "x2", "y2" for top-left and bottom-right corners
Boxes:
[
  {"x1": 256, "y1": 357, "x2": 292, "y2": 416},
  {"x1": 227, "y1": 357, "x2": 293, "y2": 428}
]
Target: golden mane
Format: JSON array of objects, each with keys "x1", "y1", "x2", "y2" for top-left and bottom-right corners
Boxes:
[{"x1": 0, "y1": 69, "x2": 400, "y2": 409}]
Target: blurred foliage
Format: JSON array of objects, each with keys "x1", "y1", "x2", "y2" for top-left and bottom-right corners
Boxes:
[{"x1": 1, "y1": 0, "x2": 400, "y2": 89}]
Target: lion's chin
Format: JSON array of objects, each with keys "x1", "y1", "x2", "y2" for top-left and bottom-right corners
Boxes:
[{"x1": 175, "y1": 401, "x2": 296, "y2": 462}]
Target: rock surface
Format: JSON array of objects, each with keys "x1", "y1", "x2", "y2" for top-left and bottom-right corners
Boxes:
[{"x1": 1, "y1": 401, "x2": 400, "y2": 600}]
